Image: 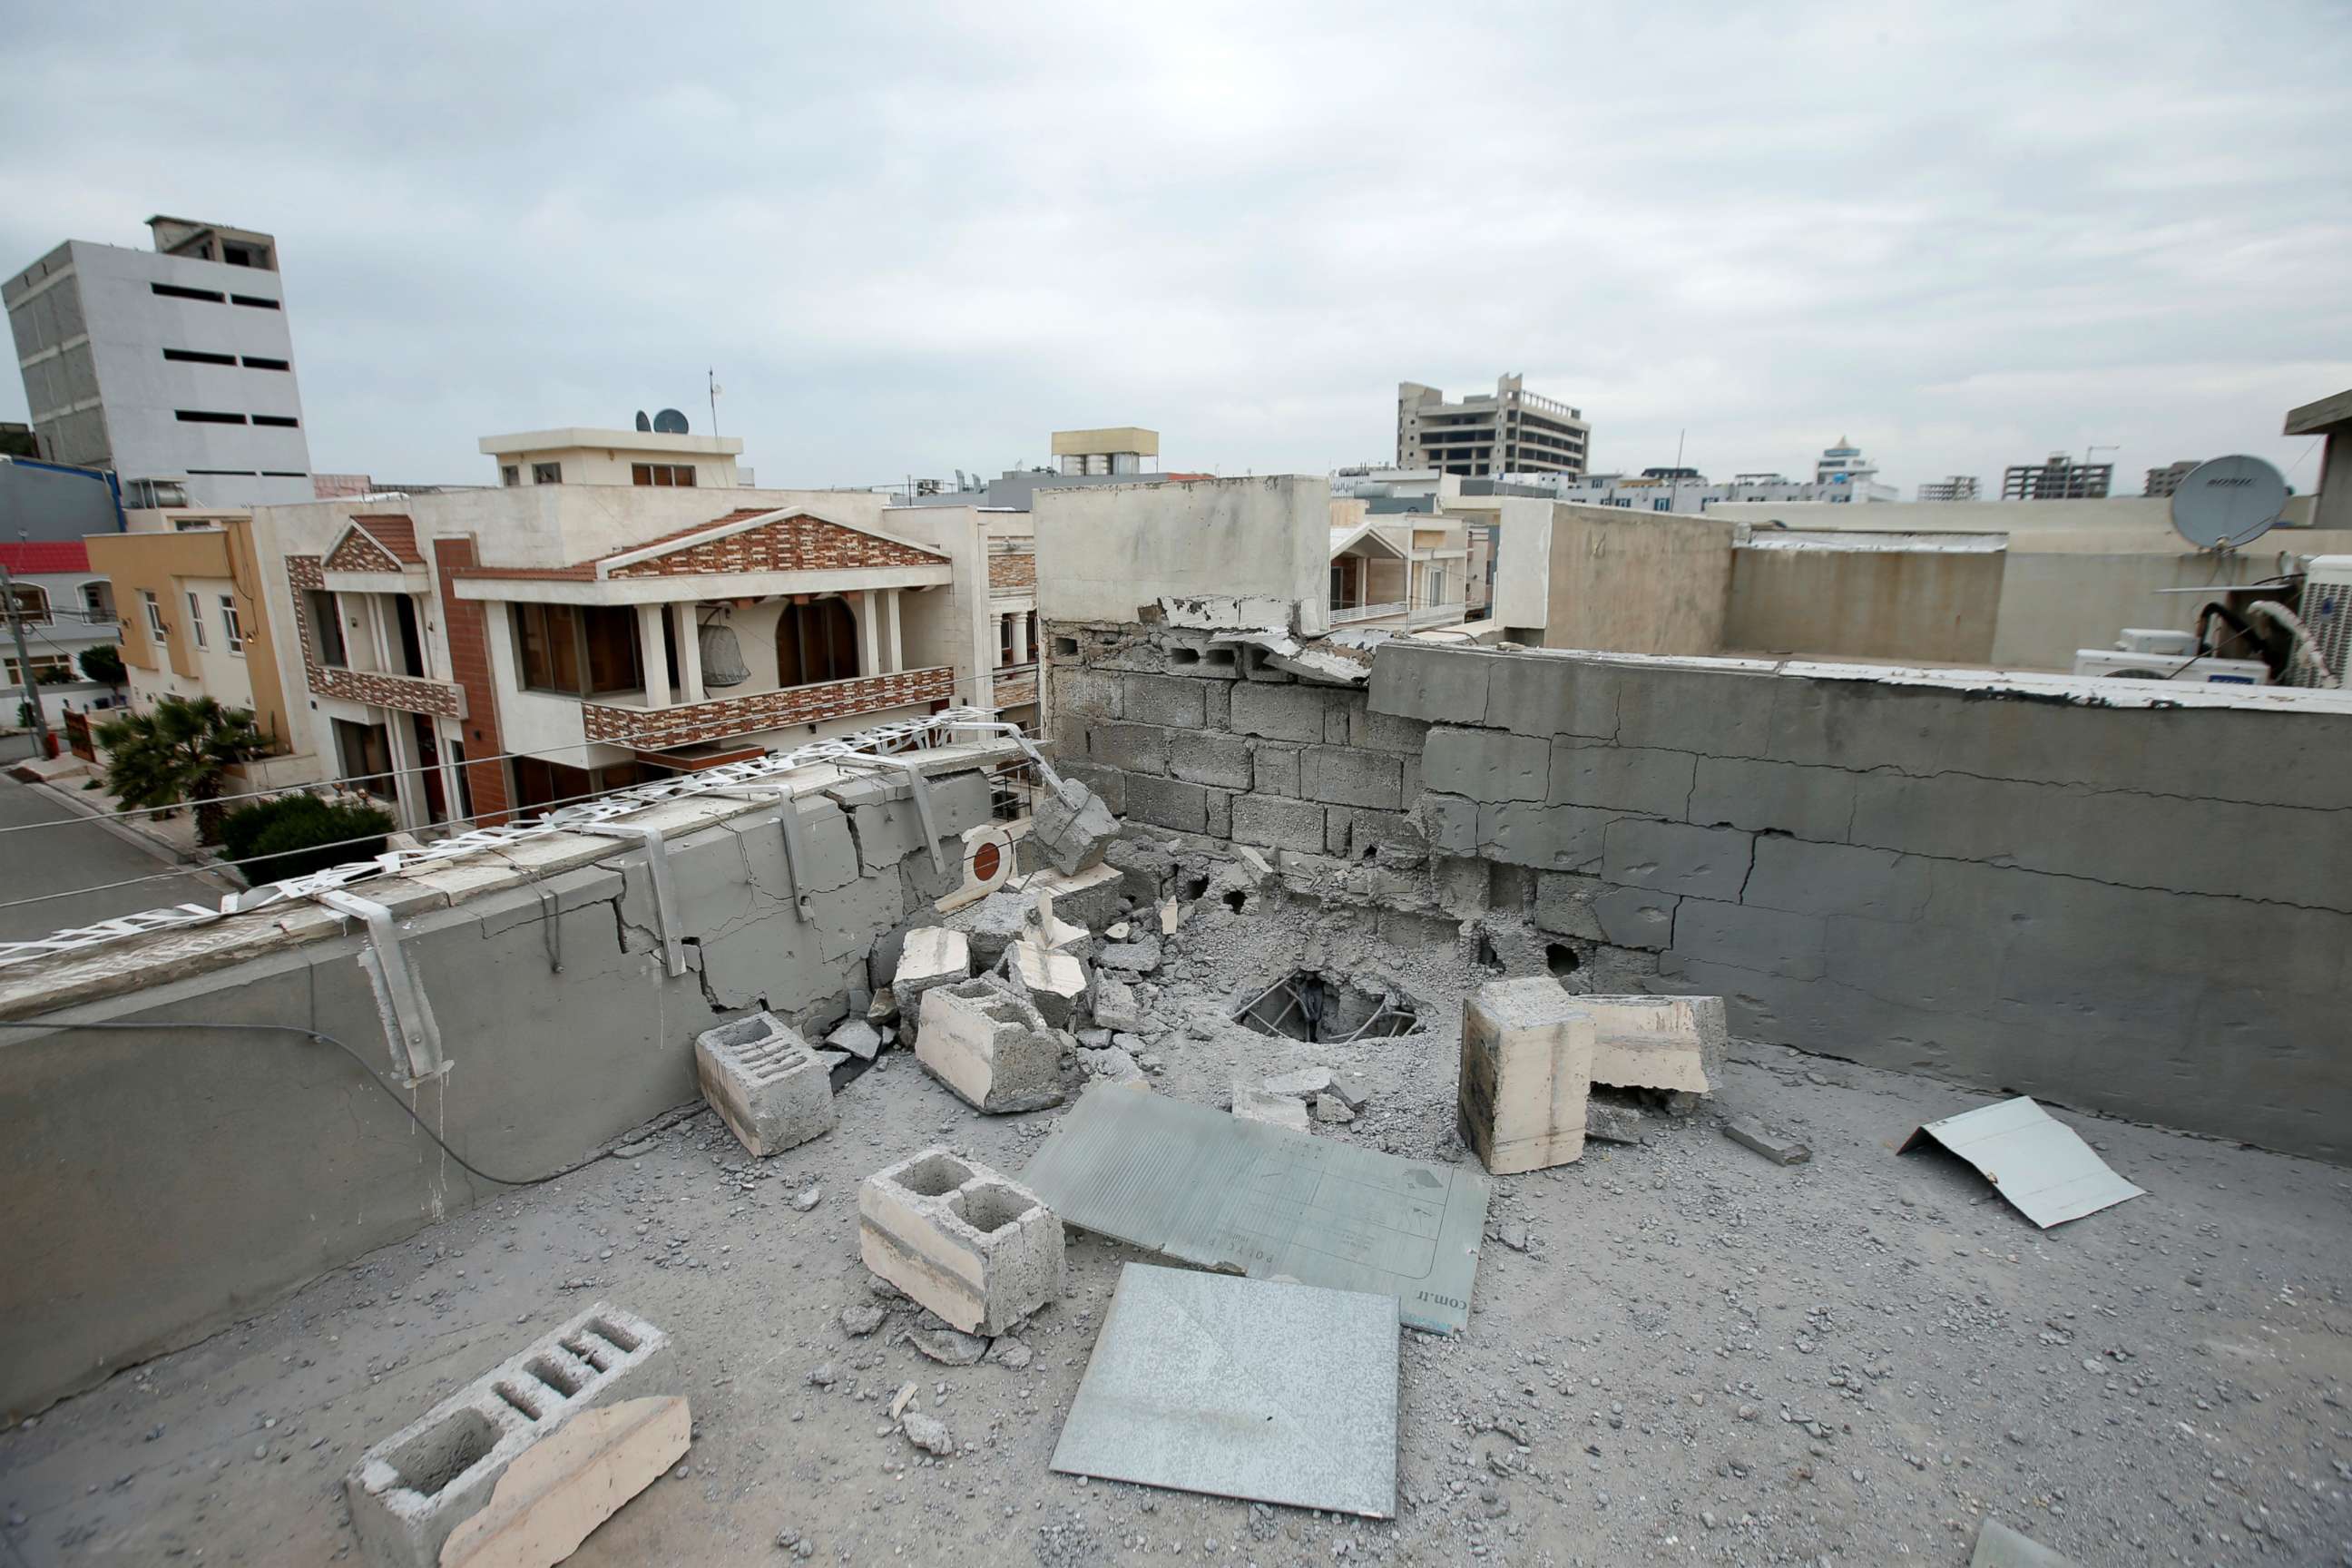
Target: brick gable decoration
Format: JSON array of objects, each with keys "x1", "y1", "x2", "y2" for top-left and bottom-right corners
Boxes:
[
  {"x1": 286, "y1": 554, "x2": 465, "y2": 720},
  {"x1": 323, "y1": 515, "x2": 424, "y2": 572},
  {"x1": 604, "y1": 514, "x2": 945, "y2": 579}
]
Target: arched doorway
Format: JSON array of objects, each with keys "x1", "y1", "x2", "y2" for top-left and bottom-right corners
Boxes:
[{"x1": 777, "y1": 596, "x2": 859, "y2": 687}]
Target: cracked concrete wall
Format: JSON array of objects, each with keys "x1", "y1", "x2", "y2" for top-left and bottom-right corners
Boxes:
[
  {"x1": 1047, "y1": 622, "x2": 2352, "y2": 1166},
  {"x1": 0, "y1": 763, "x2": 995, "y2": 1416}
]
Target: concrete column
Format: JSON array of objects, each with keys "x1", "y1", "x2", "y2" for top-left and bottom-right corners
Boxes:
[
  {"x1": 637, "y1": 603, "x2": 671, "y2": 707},
  {"x1": 861, "y1": 590, "x2": 882, "y2": 678},
  {"x1": 678, "y1": 603, "x2": 705, "y2": 704},
  {"x1": 884, "y1": 588, "x2": 903, "y2": 671},
  {"x1": 436, "y1": 720, "x2": 466, "y2": 825},
  {"x1": 1011, "y1": 611, "x2": 1029, "y2": 665},
  {"x1": 382, "y1": 710, "x2": 427, "y2": 830}
]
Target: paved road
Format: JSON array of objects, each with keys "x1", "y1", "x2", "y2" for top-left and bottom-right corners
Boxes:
[{"x1": 0, "y1": 749, "x2": 226, "y2": 943}]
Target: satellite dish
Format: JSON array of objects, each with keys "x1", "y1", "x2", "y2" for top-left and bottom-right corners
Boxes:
[
  {"x1": 633, "y1": 410, "x2": 652, "y2": 432},
  {"x1": 2170, "y1": 455, "x2": 2287, "y2": 551},
  {"x1": 652, "y1": 408, "x2": 690, "y2": 436}
]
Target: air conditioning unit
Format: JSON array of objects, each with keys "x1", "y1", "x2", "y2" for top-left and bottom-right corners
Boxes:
[
  {"x1": 2298, "y1": 555, "x2": 2352, "y2": 689},
  {"x1": 2114, "y1": 628, "x2": 2199, "y2": 656},
  {"x1": 2071, "y1": 650, "x2": 2272, "y2": 684}
]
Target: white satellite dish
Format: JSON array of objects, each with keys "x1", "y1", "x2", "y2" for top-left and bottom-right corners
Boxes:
[{"x1": 2170, "y1": 455, "x2": 2287, "y2": 551}]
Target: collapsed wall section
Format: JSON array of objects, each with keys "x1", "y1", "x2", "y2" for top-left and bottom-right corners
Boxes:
[{"x1": 1044, "y1": 623, "x2": 2352, "y2": 1165}]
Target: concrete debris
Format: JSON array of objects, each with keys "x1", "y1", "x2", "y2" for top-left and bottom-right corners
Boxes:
[
  {"x1": 693, "y1": 1014, "x2": 838, "y2": 1160},
  {"x1": 962, "y1": 890, "x2": 1033, "y2": 968},
  {"x1": 1008, "y1": 938, "x2": 1089, "y2": 1029},
  {"x1": 1026, "y1": 890, "x2": 1089, "y2": 953},
  {"x1": 1158, "y1": 897, "x2": 1183, "y2": 934},
  {"x1": 1024, "y1": 862, "x2": 1127, "y2": 932},
  {"x1": 900, "y1": 1411, "x2": 956, "y2": 1456},
  {"x1": 1210, "y1": 627, "x2": 1378, "y2": 687},
  {"x1": 1030, "y1": 779, "x2": 1121, "y2": 877},
  {"x1": 1078, "y1": 1046, "x2": 1143, "y2": 1083},
  {"x1": 1156, "y1": 593, "x2": 1297, "y2": 632},
  {"x1": 1090, "y1": 972, "x2": 1144, "y2": 1033},
  {"x1": 1230, "y1": 1075, "x2": 1312, "y2": 1133},
  {"x1": 1969, "y1": 1516, "x2": 2082, "y2": 1566},
  {"x1": 1326, "y1": 1079, "x2": 1370, "y2": 1113},
  {"x1": 904, "y1": 1326, "x2": 989, "y2": 1367},
  {"x1": 1104, "y1": 920, "x2": 1132, "y2": 941},
  {"x1": 1259, "y1": 1066, "x2": 1333, "y2": 1098},
  {"x1": 890, "y1": 928, "x2": 971, "y2": 1044},
  {"x1": 984, "y1": 1336, "x2": 1033, "y2": 1369},
  {"x1": 436, "y1": 1396, "x2": 690, "y2": 1568},
  {"x1": 1583, "y1": 1102, "x2": 1649, "y2": 1144},
  {"x1": 1310, "y1": 1093, "x2": 1356, "y2": 1125},
  {"x1": 791, "y1": 1185, "x2": 822, "y2": 1212},
  {"x1": 1457, "y1": 979, "x2": 1594, "y2": 1175},
  {"x1": 840, "y1": 1305, "x2": 886, "y2": 1338},
  {"x1": 1583, "y1": 995, "x2": 1727, "y2": 1106},
  {"x1": 887, "y1": 1382, "x2": 917, "y2": 1421},
  {"x1": 825, "y1": 1017, "x2": 883, "y2": 1063},
  {"x1": 806, "y1": 1363, "x2": 837, "y2": 1387},
  {"x1": 612, "y1": 1138, "x2": 658, "y2": 1161},
  {"x1": 1901, "y1": 1097, "x2": 2144, "y2": 1228},
  {"x1": 1097, "y1": 936, "x2": 1161, "y2": 975},
  {"x1": 916, "y1": 978, "x2": 1064, "y2": 1113},
  {"x1": 1722, "y1": 1118, "x2": 1812, "y2": 1166},
  {"x1": 858, "y1": 1149, "x2": 1065, "y2": 1336}
]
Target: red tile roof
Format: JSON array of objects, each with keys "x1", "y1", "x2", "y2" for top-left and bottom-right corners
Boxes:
[
  {"x1": 348, "y1": 514, "x2": 424, "y2": 565},
  {"x1": 0, "y1": 542, "x2": 92, "y2": 574}
]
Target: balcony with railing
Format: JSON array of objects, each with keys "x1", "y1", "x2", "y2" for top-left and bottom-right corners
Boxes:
[
  {"x1": 1331, "y1": 600, "x2": 1409, "y2": 625},
  {"x1": 583, "y1": 665, "x2": 956, "y2": 748}
]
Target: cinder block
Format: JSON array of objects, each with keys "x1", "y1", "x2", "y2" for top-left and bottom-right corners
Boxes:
[
  {"x1": 1349, "y1": 703, "x2": 1428, "y2": 754},
  {"x1": 1229, "y1": 681, "x2": 1330, "y2": 742},
  {"x1": 1057, "y1": 762, "x2": 1126, "y2": 817},
  {"x1": 1612, "y1": 664, "x2": 1774, "y2": 757},
  {"x1": 1671, "y1": 897, "x2": 1827, "y2": 979},
  {"x1": 962, "y1": 889, "x2": 1032, "y2": 968},
  {"x1": 1601, "y1": 818, "x2": 1751, "y2": 901},
  {"x1": 1323, "y1": 693, "x2": 1358, "y2": 744},
  {"x1": 1030, "y1": 779, "x2": 1121, "y2": 877},
  {"x1": 1202, "y1": 679, "x2": 1231, "y2": 729},
  {"x1": 436, "y1": 1396, "x2": 689, "y2": 1568},
  {"x1": 916, "y1": 980, "x2": 1064, "y2": 1113},
  {"x1": 1484, "y1": 652, "x2": 1617, "y2": 740},
  {"x1": 1090, "y1": 970, "x2": 1143, "y2": 1032},
  {"x1": 1547, "y1": 738, "x2": 1697, "y2": 817},
  {"x1": 1125, "y1": 774, "x2": 1209, "y2": 834},
  {"x1": 1578, "y1": 994, "x2": 1725, "y2": 1096},
  {"x1": 1592, "y1": 886, "x2": 1678, "y2": 950},
  {"x1": 1168, "y1": 731, "x2": 1253, "y2": 790},
  {"x1": 1027, "y1": 861, "x2": 1126, "y2": 930},
  {"x1": 346, "y1": 1303, "x2": 673, "y2": 1568},
  {"x1": 1300, "y1": 746, "x2": 1404, "y2": 809},
  {"x1": 1090, "y1": 721, "x2": 1170, "y2": 777},
  {"x1": 858, "y1": 1149, "x2": 1064, "y2": 1334},
  {"x1": 1052, "y1": 667, "x2": 1122, "y2": 720},
  {"x1": 892, "y1": 926, "x2": 972, "y2": 1037},
  {"x1": 1230, "y1": 793, "x2": 1328, "y2": 854},
  {"x1": 1250, "y1": 741, "x2": 1302, "y2": 797},
  {"x1": 1422, "y1": 727, "x2": 1549, "y2": 803},
  {"x1": 1458, "y1": 978, "x2": 1594, "y2": 1175},
  {"x1": 1154, "y1": 629, "x2": 1244, "y2": 681},
  {"x1": 1531, "y1": 871, "x2": 1605, "y2": 940},
  {"x1": 1368, "y1": 643, "x2": 1491, "y2": 725},
  {"x1": 1010, "y1": 938, "x2": 1088, "y2": 1029},
  {"x1": 1688, "y1": 755, "x2": 1856, "y2": 842},
  {"x1": 694, "y1": 1013, "x2": 838, "y2": 1158},
  {"x1": 1124, "y1": 673, "x2": 1209, "y2": 728},
  {"x1": 1741, "y1": 836, "x2": 1930, "y2": 922},
  {"x1": 1418, "y1": 793, "x2": 1481, "y2": 856},
  {"x1": 1203, "y1": 786, "x2": 1232, "y2": 839},
  {"x1": 1479, "y1": 800, "x2": 1612, "y2": 872}
]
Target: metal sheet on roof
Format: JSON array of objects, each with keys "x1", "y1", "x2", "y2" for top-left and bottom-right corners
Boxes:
[
  {"x1": 1049, "y1": 1264, "x2": 1398, "y2": 1517},
  {"x1": 1900, "y1": 1096, "x2": 2143, "y2": 1229},
  {"x1": 1021, "y1": 1083, "x2": 1489, "y2": 1334}
]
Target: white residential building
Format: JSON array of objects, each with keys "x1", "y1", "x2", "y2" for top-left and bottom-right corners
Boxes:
[
  {"x1": 0, "y1": 540, "x2": 125, "y2": 730},
  {"x1": 480, "y1": 426, "x2": 748, "y2": 490},
  {"x1": 1916, "y1": 475, "x2": 1982, "y2": 502},
  {"x1": 5, "y1": 217, "x2": 314, "y2": 507}
]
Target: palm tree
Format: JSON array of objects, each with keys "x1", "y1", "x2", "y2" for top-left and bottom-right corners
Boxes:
[{"x1": 96, "y1": 696, "x2": 267, "y2": 844}]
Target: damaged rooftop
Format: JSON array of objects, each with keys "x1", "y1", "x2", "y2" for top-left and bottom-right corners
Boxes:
[{"x1": 3, "y1": 476, "x2": 2350, "y2": 1567}]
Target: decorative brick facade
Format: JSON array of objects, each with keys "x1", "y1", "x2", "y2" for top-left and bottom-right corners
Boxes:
[
  {"x1": 323, "y1": 527, "x2": 403, "y2": 573},
  {"x1": 286, "y1": 554, "x2": 466, "y2": 719},
  {"x1": 432, "y1": 536, "x2": 514, "y2": 825},
  {"x1": 605, "y1": 514, "x2": 945, "y2": 578},
  {"x1": 987, "y1": 551, "x2": 1037, "y2": 594},
  {"x1": 992, "y1": 672, "x2": 1038, "y2": 709},
  {"x1": 582, "y1": 666, "x2": 955, "y2": 749}
]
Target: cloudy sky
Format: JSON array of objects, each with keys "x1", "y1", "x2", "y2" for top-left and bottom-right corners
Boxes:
[{"x1": 5, "y1": 2, "x2": 2347, "y2": 496}]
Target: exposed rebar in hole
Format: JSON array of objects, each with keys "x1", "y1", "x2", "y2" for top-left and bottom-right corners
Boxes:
[{"x1": 1230, "y1": 970, "x2": 1421, "y2": 1043}]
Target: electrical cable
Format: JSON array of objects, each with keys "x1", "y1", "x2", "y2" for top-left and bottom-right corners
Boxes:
[{"x1": 0, "y1": 1017, "x2": 636, "y2": 1187}]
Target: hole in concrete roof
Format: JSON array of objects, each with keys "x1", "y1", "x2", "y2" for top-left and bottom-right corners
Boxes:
[
  {"x1": 1221, "y1": 888, "x2": 1247, "y2": 914},
  {"x1": 1546, "y1": 942, "x2": 1581, "y2": 978},
  {"x1": 1475, "y1": 933, "x2": 1504, "y2": 972},
  {"x1": 1231, "y1": 970, "x2": 1421, "y2": 1044},
  {"x1": 1182, "y1": 875, "x2": 1210, "y2": 902}
]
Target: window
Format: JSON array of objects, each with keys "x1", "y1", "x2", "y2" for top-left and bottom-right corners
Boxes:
[
  {"x1": 186, "y1": 591, "x2": 208, "y2": 649},
  {"x1": 512, "y1": 603, "x2": 641, "y2": 697},
  {"x1": 5, "y1": 583, "x2": 50, "y2": 624},
  {"x1": 142, "y1": 591, "x2": 166, "y2": 642},
  {"x1": 333, "y1": 719, "x2": 396, "y2": 801},
  {"x1": 5, "y1": 655, "x2": 75, "y2": 684},
  {"x1": 776, "y1": 597, "x2": 858, "y2": 688},
  {"x1": 241, "y1": 356, "x2": 289, "y2": 371},
  {"x1": 162, "y1": 348, "x2": 237, "y2": 366},
  {"x1": 1653, "y1": 498, "x2": 1670, "y2": 511},
  {"x1": 80, "y1": 582, "x2": 112, "y2": 622},
  {"x1": 175, "y1": 409, "x2": 247, "y2": 425},
  {"x1": 997, "y1": 613, "x2": 1015, "y2": 666},
  {"x1": 392, "y1": 596, "x2": 425, "y2": 678},
  {"x1": 531, "y1": 462, "x2": 562, "y2": 485},
  {"x1": 630, "y1": 463, "x2": 698, "y2": 487},
  {"x1": 150, "y1": 282, "x2": 225, "y2": 303},
  {"x1": 220, "y1": 241, "x2": 271, "y2": 270},
  {"x1": 501, "y1": 466, "x2": 521, "y2": 487},
  {"x1": 251, "y1": 415, "x2": 299, "y2": 428},
  {"x1": 220, "y1": 594, "x2": 244, "y2": 654},
  {"x1": 230, "y1": 295, "x2": 279, "y2": 310},
  {"x1": 305, "y1": 590, "x2": 347, "y2": 667}
]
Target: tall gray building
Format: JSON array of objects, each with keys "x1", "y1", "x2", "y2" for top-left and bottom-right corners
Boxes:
[
  {"x1": 1396, "y1": 374, "x2": 1590, "y2": 477},
  {"x1": 2002, "y1": 453, "x2": 2112, "y2": 501},
  {"x1": 5, "y1": 216, "x2": 314, "y2": 507},
  {"x1": 2143, "y1": 460, "x2": 2200, "y2": 498}
]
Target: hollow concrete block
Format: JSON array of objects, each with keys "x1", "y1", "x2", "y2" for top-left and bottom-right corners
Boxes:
[
  {"x1": 892, "y1": 927, "x2": 972, "y2": 1041},
  {"x1": 858, "y1": 1148, "x2": 1063, "y2": 1335},
  {"x1": 1031, "y1": 779, "x2": 1121, "y2": 877},
  {"x1": 1458, "y1": 978, "x2": 1595, "y2": 1175},
  {"x1": 1577, "y1": 994, "x2": 1726, "y2": 1099},
  {"x1": 1026, "y1": 861, "x2": 1126, "y2": 931},
  {"x1": 694, "y1": 1013, "x2": 837, "y2": 1158},
  {"x1": 1010, "y1": 939, "x2": 1089, "y2": 1030},
  {"x1": 916, "y1": 979, "x2": 1065, "y2": 1113}
]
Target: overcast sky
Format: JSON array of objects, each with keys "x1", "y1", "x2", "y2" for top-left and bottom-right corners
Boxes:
[{"x1": 5, "y1": 2, "x2": 2347, "y2": 496}]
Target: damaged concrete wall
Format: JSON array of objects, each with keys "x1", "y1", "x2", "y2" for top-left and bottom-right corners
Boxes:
[
  {"x1": 1032, "y1": 476, "x2": 1331, "y2": 635},
  {"x1": 0, "y1": 756, "x2": 1001, "y2": 1416},
  {"x1": 1045, "y1": 624, "x2": 2352, "y2": 1166}
]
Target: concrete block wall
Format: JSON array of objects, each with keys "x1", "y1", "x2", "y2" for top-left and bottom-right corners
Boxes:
[
  {"x1": 1045, "y1": 623, "x2": 2352, "y2": 1167},
  {"x1": 0, "y1": 751, "x2": 1004, "y2": 1416}
]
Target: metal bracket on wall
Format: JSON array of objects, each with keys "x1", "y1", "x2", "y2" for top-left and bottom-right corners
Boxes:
[
  {"x1": 574, "y1": 823, "x2": 686, "y2": 976},
  {"x1": 839, "y1": 755, "x2": 952, "y2": 877},
  {"x1": 316, "y1": 887, "x2": 448, "y2": 1086},
  {"x1": 704, "y1": 784, "x2": 815, "y2": 917}
]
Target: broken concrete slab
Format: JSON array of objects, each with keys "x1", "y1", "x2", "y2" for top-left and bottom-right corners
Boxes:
[
  {"x1": 858, "y1": 1148, "x2": 1064, "y2": 1335},
  {"x1": 1457, "y1": 978, "x2": 1594, "y2": 1175},
  {"x1": 1078, "y1": 1045, "x2": 1143, "y2": 1082},
  {"x1": 1022, "y1": 1083, "x2": 1490, "y2": 1335},
  {"x1": 890, "y1": 927, "x2": 971, "y2": 1042},
  {"x1": 1009, "y1": 938, "x2": 1088, "y2": 1029},
  {"x1": 693, "y1": 1014, "x2": 838, "y2": 1159},
  {"x1": 1090, "y1": 971, "x2": 1144, "y2": 1033},
  {"x1": 1901, "y1": 1097, "x2": 2143, "y2": 1228},
  {"x1": 436, "y1": 1395, "x2": 689, "y2": 1568},
  {"x1": 962, "y1": 890, "x2": 1033, "y2": 968},
  {"x1": 1050, "y1": 1264, "x2": 1397, "y2": 1517},
  {"x1": 1097, "y1": 936, "x2": 1161, "y2": 975},
  {"x1": 1260, "y1": 1065, "x2": 1333, "y2": 1098},
  {"x1": 826, "y1": 1017, "x2": 883, "y2": 1063},
  {"x1": 1024, "y1": 861, "x2": 1127, "y2": 931},
  {"x1": 916, "y1": 979, "x2": 1065, "y2": 1114},
  {"x1": 904, "y1": 1325, "x2": 989, "y2": 1367},
  {"x1": 346, "y1": 1304, "x2": 672, "y2": 1568},
  {"x1": 1230, "y1": 1077, "x2": 1312, "y2": 1132},
  {"x1": 1311, "y1": 1094, "x2": 1356, "y2": 1125},
  {"x1": 1722, "y1": 1118, "x2": 1811, "y2": 1166},
  {"x1": 1158, "y1": 593, "x2": 1296, "y2": 631},
  {"x1": 1030, "y1": 779, "x2": 1121, "y2": 877},
  {"x1": 1025, "y1": 888, "x2": 1089, "y2": 953},
  {"x1": 1580, "y1": 994, "x2": 1725, "y2": 1101},
  {"x1": 1583, "y1": 1102, "x2": 1648, "y2": 1144},
  {"x1": 1969, "y1": 1517, "x2": 2082, "y2": 1567}
]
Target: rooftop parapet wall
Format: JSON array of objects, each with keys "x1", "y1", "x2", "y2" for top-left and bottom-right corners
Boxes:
[
  {"x1": 0, "y1": 744, "x2": 1009, "y2": 1416},
  {"x1": 1044, "y1": 623, "x2": 2352, "y2": 1166},
  {"x1": 1031, "y1": 475, "x2": 1331, "y2": 635}
]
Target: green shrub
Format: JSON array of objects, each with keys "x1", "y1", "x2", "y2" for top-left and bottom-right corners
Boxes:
[{"x1": 220, "y1": 794, "x2": 395, "y2": 883}]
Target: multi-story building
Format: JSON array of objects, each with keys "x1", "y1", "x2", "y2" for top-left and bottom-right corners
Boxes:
[
  {"x1": 1498, "y1": 463, "x2": 1893, "y2": 514},
  {"x1": 1916, "y1": 475, "x2": 1982, "y2": 502},
  {"x1": 0, "y1": 540, "x2": 125, "y2": 730},
  {"x1": 481, "y1": 425, "x2": 747, "y2": 490},
  {"x1": 1396, "y1": 375, "x2": 1590, "y2": 477},
  {"x1": 5, "y1": 216, "x2": 313, "y2": 508},
  {"x1": 2003, "y1": 453, "x2": 2112, "y2": 500},
  {"x1": 2143, "y1": 460, "x2": 2200, "y2": 498},
  {"x1": 1049, "y1": 426, "x2": 1158, "y2": 476}
]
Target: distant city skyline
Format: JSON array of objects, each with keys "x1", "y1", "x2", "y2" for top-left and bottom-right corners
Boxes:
[{"x1": 4, "y1": 2, "x2": 2346, "y2": 499}]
